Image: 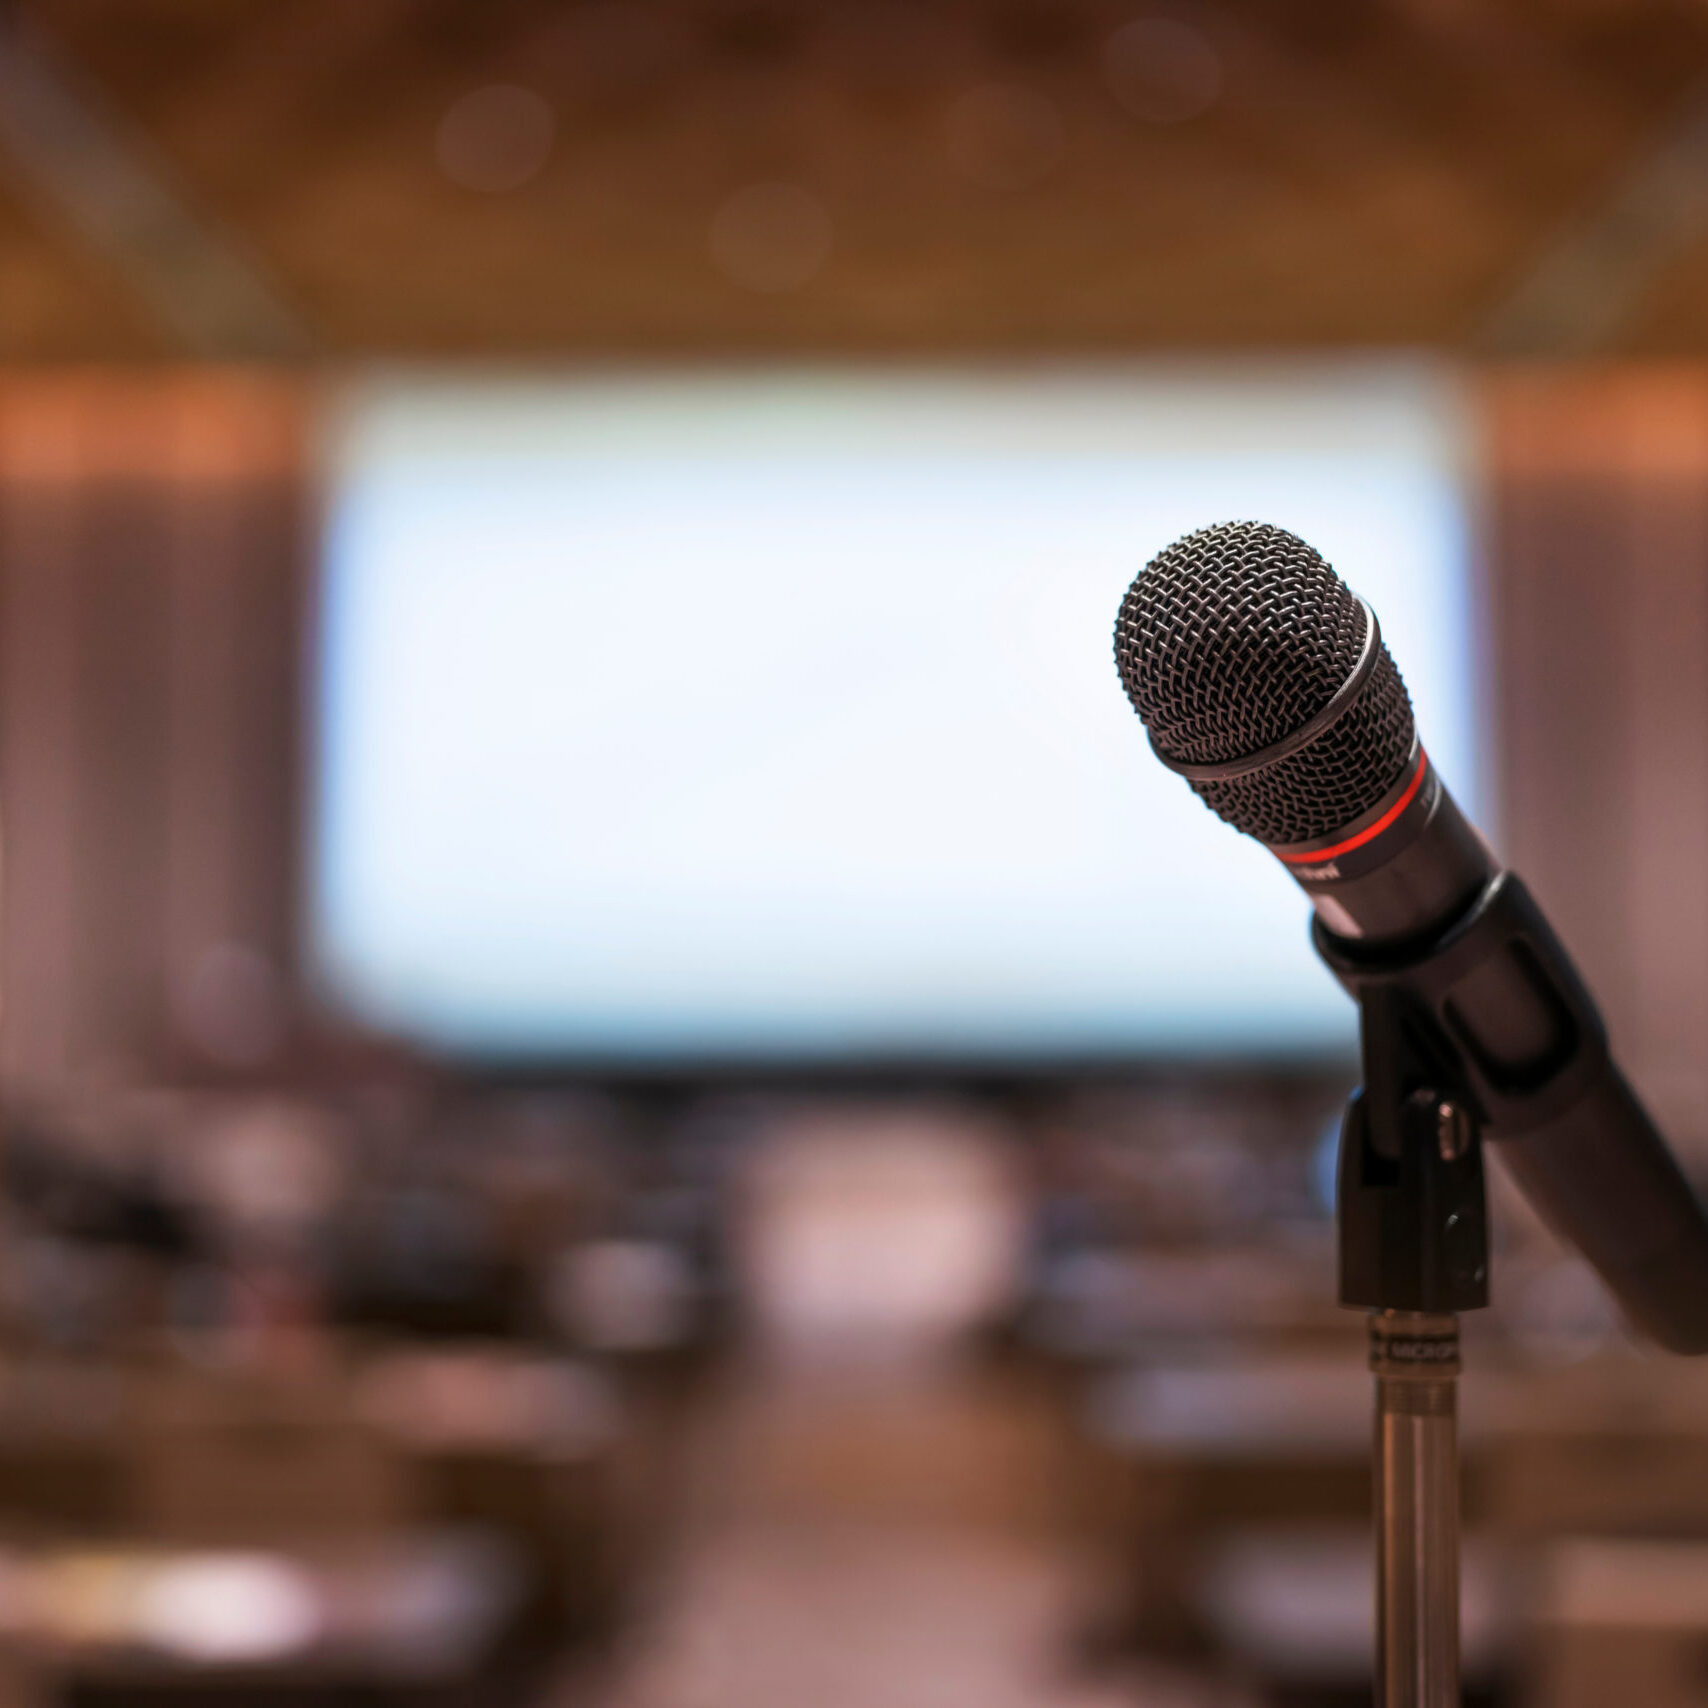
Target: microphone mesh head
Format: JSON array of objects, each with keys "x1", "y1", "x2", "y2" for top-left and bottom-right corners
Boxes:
[{"x1": 1113, "y1": 521, "x2": 1416, "y2": 845}]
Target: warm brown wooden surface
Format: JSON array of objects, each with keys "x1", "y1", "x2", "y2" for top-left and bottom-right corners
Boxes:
[{"x1": 7, "y1": 2, "x2": 1708, "y2": 358}]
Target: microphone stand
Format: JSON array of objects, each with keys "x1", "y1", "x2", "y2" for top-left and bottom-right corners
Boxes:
[{"x1": 1335, "y1": 982, "x2": 1490, "y2": 1708}]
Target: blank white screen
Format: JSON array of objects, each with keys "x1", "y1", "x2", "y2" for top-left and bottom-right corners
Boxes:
[{"x1": 314, "y1": 367, "x2": 1476, "y2": 1064}]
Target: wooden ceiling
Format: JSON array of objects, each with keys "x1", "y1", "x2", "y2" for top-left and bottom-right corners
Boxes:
[{"x1": 7, "y1": 0, "x2": 1708, "y2": 359}]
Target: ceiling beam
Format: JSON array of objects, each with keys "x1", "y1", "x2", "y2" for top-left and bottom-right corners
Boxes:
[
  {"x1": 1478, "y1": 79, "x2": 1708, "y2": 356},
  {"x1": 0, "y1": 5, "x2": 314, "y2": 359}
]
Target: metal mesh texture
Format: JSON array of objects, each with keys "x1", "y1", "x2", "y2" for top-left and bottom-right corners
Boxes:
[{"x1": 1113, "y1": 521, "x2": 1417, "y2": 845}]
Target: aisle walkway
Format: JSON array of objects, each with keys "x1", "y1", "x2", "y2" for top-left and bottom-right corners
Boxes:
[{"x1": 568, "y1": 1108, "x2": 1247, "y2": 1708}]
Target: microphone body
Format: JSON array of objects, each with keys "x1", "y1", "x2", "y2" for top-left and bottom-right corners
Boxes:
[
  {"x1": 1265, "y1": 743, "x2": 1485, "y2": 948},
  {"x1": 1115, "y1": 522, "x2": 1708, "y2": 1354}
]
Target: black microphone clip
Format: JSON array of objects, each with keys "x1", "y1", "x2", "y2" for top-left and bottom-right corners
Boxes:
[{"x1": 1320, "y1": 874, "x2": 1708, "y2": 1353}]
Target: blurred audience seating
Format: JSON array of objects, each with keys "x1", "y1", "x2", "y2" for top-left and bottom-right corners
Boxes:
[{"x1": 0, "y1": 1081, "x2": 747, "y2": 1705}]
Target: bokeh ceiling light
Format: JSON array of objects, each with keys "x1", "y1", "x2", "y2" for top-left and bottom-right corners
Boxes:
[
  {"x1": 1103, "y1": 18, "x2": 1223, "y2": 125},
  {"x1": 435, "y1": 85, "x2": 557, "y2": 193},
  {"x1": 944, "y1": 84, "x2": 1066, "y2": 191},
  {"x1": 708, "y1": 182, "x2": 833, "y2": 293}
]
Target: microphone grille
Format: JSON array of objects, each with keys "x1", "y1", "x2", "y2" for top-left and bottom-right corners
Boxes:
[{"x1": 1113, "y1": 521, "x2": 1417, "y2": 845}]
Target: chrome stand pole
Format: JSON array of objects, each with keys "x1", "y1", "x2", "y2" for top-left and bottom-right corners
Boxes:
[{"x1": 1370, "y1": 1310, "x2": 1462, "y2": 1708}]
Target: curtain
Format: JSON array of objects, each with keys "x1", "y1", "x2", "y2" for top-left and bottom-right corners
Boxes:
[
  {"x1": 1486, "y1": 367, "x2": 1708, "y2": 1157},
  {"x1": 0, "y1": 372, "x2": 309, "y2": 1092}
]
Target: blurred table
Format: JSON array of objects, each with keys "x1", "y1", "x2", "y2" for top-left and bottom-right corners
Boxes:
[
  {"x1": 0, "y1": 1346, "x2": 630, "y2": 1646},
  {"x1": 1023, "y1": 1244, "x2": 1354, "y2": 1365},
  {"x1": 1078, "y1": 1353, "x2": 1386, "y2": 1646},
  {"x1": 354, "y1": 1344, "x2": 628, "y2": 1637},
  {"x1": 1083, "y1": 1347, "x2": 1708, "y2": 1516},
  {"x1": 1200, "y1": 1527, "x2": 1511, "y2": 1696},
  {"x1": 0, "y1": 1530, "x2": 522, "y2": 1707},
  {"x1": 1477, "y1": 1357, "x2": 1708, "y2": 1537},
  {"x1": 1083, "y1": 1356, "x2": 1388, "y2": 1539},
  {"x1": 1527, "y1": 1539, "x2": 1708, "y2": 1708},
  {"x1": 1081, "y1": 1344, "x2": 1708, "y2": 1658},
  {"x1": 0, "y1": 1364, "x2": 131, "y2": 1532}
]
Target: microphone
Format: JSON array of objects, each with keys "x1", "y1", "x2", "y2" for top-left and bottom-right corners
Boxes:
[{"x1": 1113, "y1": 520, "x2": 1708, "y2": 1354}]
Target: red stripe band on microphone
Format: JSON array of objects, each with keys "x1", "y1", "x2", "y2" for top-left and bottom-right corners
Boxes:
[{"x1": 1272, "y1": 749, "x2": 1429, "y2": 865}]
